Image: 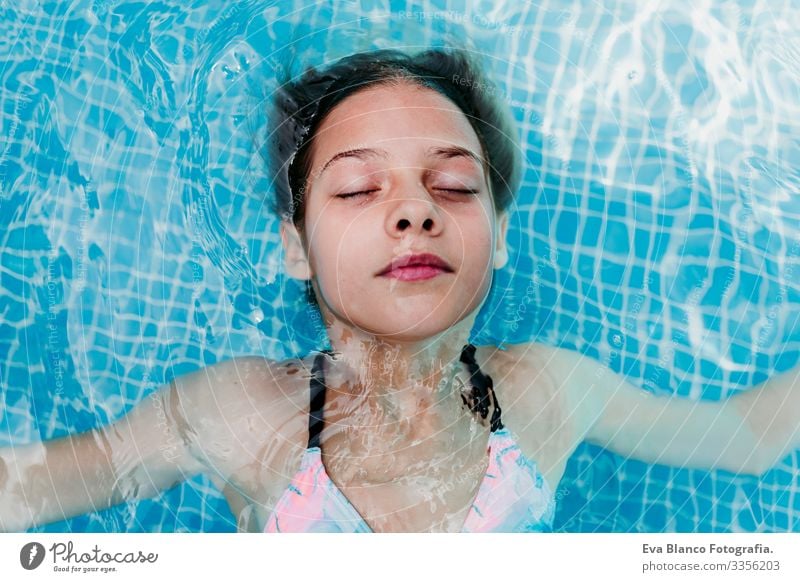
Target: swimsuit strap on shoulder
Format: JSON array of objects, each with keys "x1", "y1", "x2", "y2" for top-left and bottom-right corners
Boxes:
[
  {"x1": 460, "y1": 343, "x2": 504, "y2": 432},
  {"x1": 307, "y1": 349, "x2": 332, "y2": 449}
]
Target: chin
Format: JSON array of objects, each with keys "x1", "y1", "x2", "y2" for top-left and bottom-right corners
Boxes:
[
  {"x1": 361, "y1": 326, "x2": 452, "y2": 343},
  {"x1": 356, "y1": 306, "x2": 478, "y2": 342}
]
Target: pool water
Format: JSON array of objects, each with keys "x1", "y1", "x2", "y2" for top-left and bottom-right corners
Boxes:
[{"x1": 1, "y1": 0, "x2": 798, "y2": 532}]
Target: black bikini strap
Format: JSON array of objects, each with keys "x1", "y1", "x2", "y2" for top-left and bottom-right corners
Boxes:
[
  {"x1": 460, "y1": 343, "x2": 504, "y2": 432},
  {"x1": 307, "y1": 350, "x2": 331, "y2": 449}
]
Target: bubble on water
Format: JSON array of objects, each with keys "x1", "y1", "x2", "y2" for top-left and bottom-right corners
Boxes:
[{"x1": 250, "y1": 307, "x2": 264, "y2": 324}]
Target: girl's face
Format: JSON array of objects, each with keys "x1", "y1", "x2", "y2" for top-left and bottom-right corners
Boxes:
[{"x1": 281, "y1": 82, "x2": 509, "y2": 341}]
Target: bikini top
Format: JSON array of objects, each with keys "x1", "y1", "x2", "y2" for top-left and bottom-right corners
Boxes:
[{"x1": 263, "y1": 345, "x2": 556, "y2": 533}]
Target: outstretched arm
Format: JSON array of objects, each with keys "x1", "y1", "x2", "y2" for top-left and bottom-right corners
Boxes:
[
  {"x1": 540, "y1": 344, "x2": 800, "y2": 476},
  {"x1": 0, "y1": 377, "x2": 205, "y2": 533}
]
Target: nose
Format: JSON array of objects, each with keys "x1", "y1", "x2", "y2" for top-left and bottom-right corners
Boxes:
[{"x1": 385, "y1": 185, "x2": 444, "y2": 237}]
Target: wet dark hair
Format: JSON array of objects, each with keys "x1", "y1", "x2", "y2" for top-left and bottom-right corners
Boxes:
[{"x1": 263, "y1": 46, "x2": 522, "y2": 230}]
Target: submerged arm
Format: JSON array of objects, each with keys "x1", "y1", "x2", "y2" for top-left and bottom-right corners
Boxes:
[
  {"x1": 0, "y1": 379, "x2": 205, "y2": 533},
  {"x1": 542, "y1": 345, "x2": 800, "y2": 476}
]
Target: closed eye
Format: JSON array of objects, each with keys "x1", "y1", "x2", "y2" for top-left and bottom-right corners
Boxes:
[
  {"x1": 336, "y1": 190, "x2": 379, "y2": 199},
  {"x1": 438, "y1": 188, "x2": 479, "y2": 194},
  {"x1": 336, "y1": 188, "x2": 479, "y2": 199}
]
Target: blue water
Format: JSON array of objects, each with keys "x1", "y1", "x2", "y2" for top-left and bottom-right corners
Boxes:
[{"x1": 1, "y1": 0, "x2": 799, "y2": 532}]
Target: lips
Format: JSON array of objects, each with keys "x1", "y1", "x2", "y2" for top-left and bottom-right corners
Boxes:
[{"x1": 378, "y1": 253, "x2": 454, "y2": 280}]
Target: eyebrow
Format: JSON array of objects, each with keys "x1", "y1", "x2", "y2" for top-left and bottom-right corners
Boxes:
[{"x1": 318, "y1": 145, "x2": 486, "y2": 177}]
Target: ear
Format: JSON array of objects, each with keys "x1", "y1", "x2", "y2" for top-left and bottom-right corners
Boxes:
[
  {"x1": 280, "y1": 221, "x2": 313, "y2": 280},
  {"x1": 493, "y1": 211, "x2": 509, "y2": 269}
]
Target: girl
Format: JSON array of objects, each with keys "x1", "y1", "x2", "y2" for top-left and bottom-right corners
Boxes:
[{"x1": 1, "y1": 47, "x2": 798, "y2": 533}]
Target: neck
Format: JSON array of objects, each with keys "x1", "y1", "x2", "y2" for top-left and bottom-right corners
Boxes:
[{"x1": 319, "y1": 318, "x2": 479, "y2": 440}]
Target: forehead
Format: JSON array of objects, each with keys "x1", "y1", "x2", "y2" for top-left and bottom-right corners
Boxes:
[{"x1": 310, "y1": 82, "x2": 483, "y2": 163}]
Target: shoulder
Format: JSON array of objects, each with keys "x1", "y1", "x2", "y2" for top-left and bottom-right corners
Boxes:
[
  {"x1": 476, "y1": 342, "x2": 583, "y2": 488},
  {"x1": 170, "y1": 355, "x2": 313, "y2": 498},
  {"x1": 476, "y1": 342, "x2": 562, "y2": 404},
  {"x1": 171, "y1": 355, "x2": 310, "y2": 433}
]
